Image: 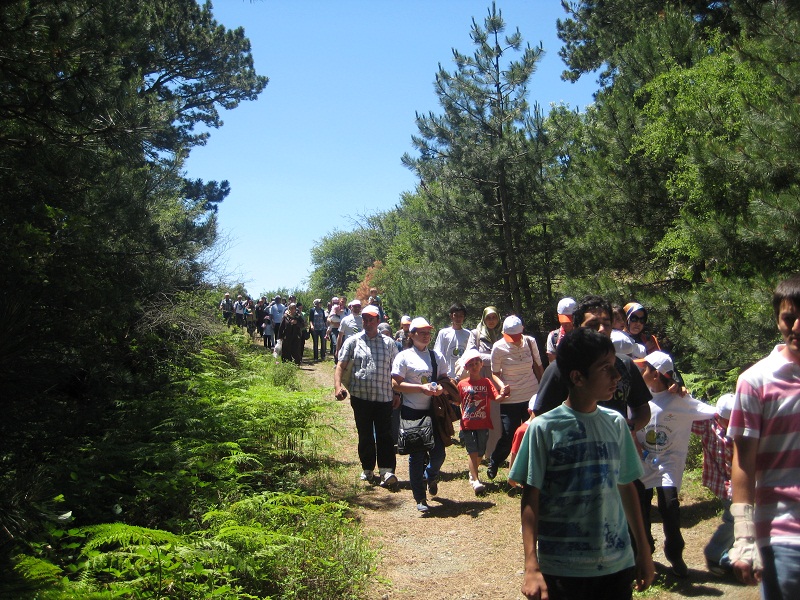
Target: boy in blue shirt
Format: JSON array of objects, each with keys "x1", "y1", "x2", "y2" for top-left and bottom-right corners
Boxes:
[{"x1": 510, "y1": 328, "x2": 655, "y2": 600}]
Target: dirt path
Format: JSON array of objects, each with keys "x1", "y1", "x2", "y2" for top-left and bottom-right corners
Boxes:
[{"x1": 300, "y1": 358, "x2": 759, "y2": 600}]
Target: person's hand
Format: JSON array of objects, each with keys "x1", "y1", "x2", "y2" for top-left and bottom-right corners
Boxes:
[
  {"x1": 521, "y1": 567, "x2": 547, "y2": 599},
  {"x1": 634, "y1": 550, "x2": 655, "y2": 592},
  {"x1": 729, "y1": 503, "x2": 763, "y2": 585},
  {"x1": 500, "y1": 384, "x2": 510, "y2": 398},
  {"x1": 334, "y1": 387, "x2": 348, "y2": 401}
]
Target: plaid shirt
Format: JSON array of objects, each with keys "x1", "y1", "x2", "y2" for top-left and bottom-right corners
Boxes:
[
  {"x1": 691, "y1": 416, "x2": 732, "y2": 500},
  {"x1": 339, "y1": 331, "x2": 398, "y2": 403}
]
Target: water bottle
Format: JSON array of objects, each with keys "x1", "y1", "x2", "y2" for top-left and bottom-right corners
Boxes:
[
  {"x1": 430, "y1": 381, "x2": 438, "y2": 392},
  {"x1": 642, "y1": 450, "x2": 659, "y2": 466}
]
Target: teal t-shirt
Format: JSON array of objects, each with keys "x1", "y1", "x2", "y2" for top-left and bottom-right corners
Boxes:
[{"x1": 508, "y1": 403, "x2": 643, "y2": 578}]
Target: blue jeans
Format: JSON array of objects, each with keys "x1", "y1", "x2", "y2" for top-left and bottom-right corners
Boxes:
[
  {"x1": 704, "y1": 499, "x2": 733, "y2": 565},
  {"x1": 403, "y1": 405, "x2": 445, "y2": 502},
  {"x1": 760, "y1": 544, "x2": 800, "y2": 600},
  {"x1": 311, "y1": 328, "x2": 326, "y2": 360}
]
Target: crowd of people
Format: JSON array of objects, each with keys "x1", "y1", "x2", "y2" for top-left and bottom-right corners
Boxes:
[{"x1": 221, "y1": 275, "x2": 800, "y2": 600}]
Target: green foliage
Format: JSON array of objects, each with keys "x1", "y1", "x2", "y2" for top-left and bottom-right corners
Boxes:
[{"x1": 4, "y1": 333, "x2": 370, "y2": 600}]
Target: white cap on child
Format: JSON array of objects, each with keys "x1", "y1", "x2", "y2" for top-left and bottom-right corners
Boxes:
[{"x1": 716, "y1": 393, "x2": 735, "y2": 420}]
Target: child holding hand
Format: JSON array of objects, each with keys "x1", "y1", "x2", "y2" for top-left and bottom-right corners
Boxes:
[
  {"x1": 457, "y1": 348, "x2": 507, "y2": 494},
  {"x1": 635, "y1": 350, "x2": 716, "y2": 578}
]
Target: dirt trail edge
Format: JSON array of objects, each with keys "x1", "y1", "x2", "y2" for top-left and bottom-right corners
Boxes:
[{"x1": 301, "y1": 359, "x2": 758, "y2": 600}]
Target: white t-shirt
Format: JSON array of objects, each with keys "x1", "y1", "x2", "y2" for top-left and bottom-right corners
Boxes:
[
  {"x1": 434, "y1": 327, "x2": 472, "y2": 378},
  {"x1": 392, "y1": 346, "x2": 447, "y2": 411},
  {"x1": 636, "y1": 390, "x2": 716, "y2": 489}
]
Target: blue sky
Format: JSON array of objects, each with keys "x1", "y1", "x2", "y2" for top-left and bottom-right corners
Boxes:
[{"x1": 186, "y1": 1, "x2": 599, "y2": 297}]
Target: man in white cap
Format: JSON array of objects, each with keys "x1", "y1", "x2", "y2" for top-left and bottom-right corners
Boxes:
[
  {"x1": 335, "y1": 304, "x2": 399, "y2": 487},
  {"x1": 336, "y1": 298, "x2": 363, "y2": 358},
  {"x1": 546, "y1": 297, "x2": 577, "y2": 362},
  {"x1": 486, "y1": 315, "x2": 544, "y2": 480}
]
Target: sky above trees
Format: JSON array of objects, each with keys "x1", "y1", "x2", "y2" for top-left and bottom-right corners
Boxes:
[{"x1": 184, "y1": 1, "x2": 598, "y2": 296}]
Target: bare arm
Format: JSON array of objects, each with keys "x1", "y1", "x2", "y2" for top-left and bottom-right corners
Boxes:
[
  {"x1": 730, "y1": 436, "x2": 761, "y2": 585},
  {"x1": 618, "y1": 482, "x2": 655, "y2": 592},
  {"x1": 520, "y1": 486, "x2": 547, "y2": 599},
  {"x1": 334, "y1": 360, "x2": 349, "y2": 400},
  {"x1": 629, "y1": 402, "x2": 651, "y2": 433}
]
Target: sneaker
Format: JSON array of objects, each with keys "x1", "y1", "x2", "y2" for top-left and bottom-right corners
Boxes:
[
  {"x1": 380, "y1": 472, "x2": 398, "y2": 489},
  {"x1": 486, "y1": 464, "x2": 498, "y2": 480},
  {"x1": 669, "y1": 557, "x2": 689, "y2": 578},
  {"x1": 706, "y1": 558, "x2": 732, "y2": 577},
  {"x1": 470, "y1": 479, "x2": 486, "y2": 494},
  {"x1": 416, "y1": 501, "x2": 430, "y2": 514},
  {"x1": 360, "y1": 470, "x2": 374, "y2": 482},
  {"x1": 427, "y1": 477, "x2": 439, "y2": 497}
]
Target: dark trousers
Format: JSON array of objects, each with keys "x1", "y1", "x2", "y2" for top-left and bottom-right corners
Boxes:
[
  {"x1": 350, "y1": 396, "x2": 395, "y2": 473},
  {"x1": 490, "y1": 402, "x2": 530, "y2": 468},
  {"x1": 281, "y1": 336, "x2": 303, "y2": 364},
  {"x1": 311, "y1": 329, "x2": 326, "y2": 360},
  {"x1": 543, "y1": 567, "x2": 635, "y2": 600},
  {"x1": 636, "y1": 481, "x2": 684, "y2": 562}
]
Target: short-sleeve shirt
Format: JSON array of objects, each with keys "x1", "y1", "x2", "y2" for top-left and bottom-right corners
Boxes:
[
  {"x1": 434, "y1": 327, "x2": 472, "y2": 378},
  {"x1": 534, "y1": 354, "x2": 652, "y2": 418},
  {"x1": 338, "y1": 331, "x2": 398, "y2": 403},
  {"x1": 491, "y1": 336, "x2": 543, "y2": 405},
  {"x1": 509, "y1": 404, "x2": 643, "y2": 577},
  {"x1": 727, "y1": 345, "x2": 800, "y2": 549},
  {"x1": 392, "y1": 347, "x2": 447, "y2": 411},
  {"x1": 458, "y1": 377, "x2": 499, "y2": 430},
  {"x1": 338, "y1": 313, "x2": 363, "y2": 346},
  {"x1": 636, "y1": 391, "x2": 715, "y2": 490}
]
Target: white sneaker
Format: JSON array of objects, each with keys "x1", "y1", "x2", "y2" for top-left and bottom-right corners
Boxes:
[
  {"x1": 360, "y1": 470, "x2": 374, "y2": 482},
  {"x1": 380, "y1": 472, "x2": 398, "y2": 488},
  {"x1": 470, "y1": 478, "x2": 486, "y2": 494}
]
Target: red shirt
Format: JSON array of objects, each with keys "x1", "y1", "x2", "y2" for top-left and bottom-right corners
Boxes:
[{"x1": 458, "y1": 377, "x2": 498, "y2": 430}]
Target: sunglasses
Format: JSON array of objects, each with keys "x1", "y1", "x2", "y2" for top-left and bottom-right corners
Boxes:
[{"x1": 628, "y1": 314, "x2": 647, "y2": 324}]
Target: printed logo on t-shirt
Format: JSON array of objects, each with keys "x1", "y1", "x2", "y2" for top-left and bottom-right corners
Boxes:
[{"x1": 452, "y1": 347, "x2": 462, "y2": 357}]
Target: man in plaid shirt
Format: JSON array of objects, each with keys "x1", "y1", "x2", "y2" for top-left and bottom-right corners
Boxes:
[
  {"x1": 692, "y1": 393, "x2": 735, "y2": 576},
  {"x1": 334, "y1": 304, "x2": 399, "y2": 488}
]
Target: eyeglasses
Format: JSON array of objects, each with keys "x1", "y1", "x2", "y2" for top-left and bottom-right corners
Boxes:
[{"x1": 628, "y1": 314, "x2": 647, "y2": 324}]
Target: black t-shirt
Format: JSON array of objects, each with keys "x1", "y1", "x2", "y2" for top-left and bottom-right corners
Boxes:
[{"x1": 534, "y1": 353, "x2": 652, "y2": 418}]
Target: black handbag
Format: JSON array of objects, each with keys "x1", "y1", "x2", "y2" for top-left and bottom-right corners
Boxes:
[{"x1": 397, "y1": 415, "x2": 435, "y2": 455}]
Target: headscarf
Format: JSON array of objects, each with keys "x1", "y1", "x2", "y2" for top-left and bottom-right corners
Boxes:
[{"x1": 476, "y1": 306, "x2": 503, "y2": 347}]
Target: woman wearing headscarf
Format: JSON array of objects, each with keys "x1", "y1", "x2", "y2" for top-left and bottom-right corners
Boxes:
[
  {"x1": 463, "y1": 306, "x2": 505, "y2": 456},
  {"x1": 623, "y1": 302, "x2": 661, "y2": 358},
  {"x1": 278, "y1": 302, "x2": 306, "y2": 364}
]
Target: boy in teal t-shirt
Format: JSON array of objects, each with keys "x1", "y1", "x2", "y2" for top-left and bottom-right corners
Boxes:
[{"x1": 509, "y1": 328, "x2": 654, "y2": 600}]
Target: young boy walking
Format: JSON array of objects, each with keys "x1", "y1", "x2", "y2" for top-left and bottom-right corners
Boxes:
[
  {"x1": 510, "y1": 328, "x2": 654, "y2": 600},
  {"x1": 634, "y1": 350, "x2": 716, "y2": 577},
  {"x1": 457, "y1": 348, "x2": 507, "y2": 494}
]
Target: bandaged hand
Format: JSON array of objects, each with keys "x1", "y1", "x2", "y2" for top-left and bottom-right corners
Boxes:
[{"x1": 728, "y1": 503, "x2": 762, "y2": 584}]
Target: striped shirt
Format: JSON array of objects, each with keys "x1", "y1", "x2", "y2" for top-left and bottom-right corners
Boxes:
[
  {"x1": 728, "y1": 345, "x2": 800, "y2": 548},
  {"x1": 490, "y1": 336, "x2": 543, "y2": 404}
]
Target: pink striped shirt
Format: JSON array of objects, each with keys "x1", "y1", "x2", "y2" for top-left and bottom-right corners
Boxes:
[{"x1": 728, "y1": 345, "x2": 800, "y2": 547}]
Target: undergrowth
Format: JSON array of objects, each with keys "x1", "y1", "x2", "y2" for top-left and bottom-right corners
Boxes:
[{"x1": 2, "y1": 333, "x2": 374, "y2": 599}]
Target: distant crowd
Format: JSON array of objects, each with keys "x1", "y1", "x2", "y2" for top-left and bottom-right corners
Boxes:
[{"x1": 220, "y1": 276, "x2": 800, "y2": 600}]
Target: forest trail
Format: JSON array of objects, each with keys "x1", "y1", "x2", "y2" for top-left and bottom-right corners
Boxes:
[{"x1": 300, "y1": 357, "x2": 759, "y2": 600}]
